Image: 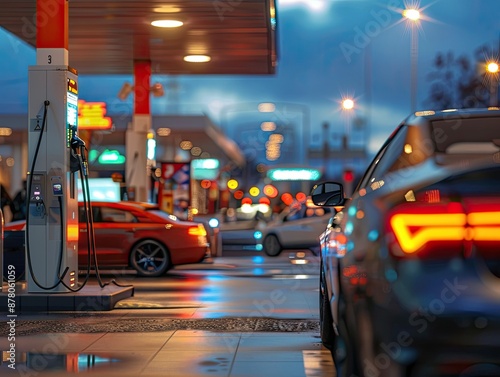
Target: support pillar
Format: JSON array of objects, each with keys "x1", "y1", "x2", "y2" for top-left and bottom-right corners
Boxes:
[
  {"x1": 36, "y1": 0, "x2": 69, "y2": 66},
  {"x1": 126, "y1": 61, "x2": 151, "y2": 202}
]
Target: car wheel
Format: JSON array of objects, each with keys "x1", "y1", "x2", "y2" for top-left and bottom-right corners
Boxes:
[
  {"x1": 129, "y1": 239, "x2": 171, "y2": 277},
  {"x1": 263, "y1": 234, "x2": 282, "y2": 256}
]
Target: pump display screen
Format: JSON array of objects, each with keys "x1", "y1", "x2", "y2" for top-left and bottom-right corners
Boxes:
[{"x1": 66, "y1": 78, "x2": 78, "y2": 147}]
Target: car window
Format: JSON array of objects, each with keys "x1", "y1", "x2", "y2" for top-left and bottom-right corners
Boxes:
[
  {"x1": 357, "y1": 145, "x2": 388, "y2": 191},
  {"x1": 369, "y1": 126, "x2": 409, "y2": 182},
  {"x1": 355, "y1": 124, "x2": 405, "y2": 191},
  {"x1": 284, "y1": 207, "x2": 303, "y2": 221},
  {"x1": 149, "y1": 210, "x2": 180, "y2": 222},
  {"x1": 99, "y1": 207, "x2": 138, "y2": 223},
  {"x1": 418, "y1": 165, "x2": 500, "y2": 197},
  {"x1": 356, "y1": 126, "x2": 410, "y2": 192},
  {"x1": 79, "y1": 206, "x2": 101, "y2": 223},
  {"x1": 431, "y1": 117, "x2": 500, "y2": 153}
]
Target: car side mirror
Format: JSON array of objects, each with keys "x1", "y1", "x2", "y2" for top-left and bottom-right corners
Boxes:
[{"x1": 310, "y1": 182, "x2": 344, "y2": 206}]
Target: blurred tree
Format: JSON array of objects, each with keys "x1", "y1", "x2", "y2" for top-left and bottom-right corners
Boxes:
[{"x1": 424, "y1": 44, "x2": 496, "y2": 110}]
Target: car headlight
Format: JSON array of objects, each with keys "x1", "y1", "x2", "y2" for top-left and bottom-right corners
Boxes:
[{"x1": 208, "y1": 218, "x2": 219, "y2": 228}]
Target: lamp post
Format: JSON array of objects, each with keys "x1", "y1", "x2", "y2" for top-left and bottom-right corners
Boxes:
[
  {"x1": 403, "y1": 8, "x2": 421, "y2": 113},
  {"x1": 486, "y1": 61, "x2": 499, "y2": 106},
  {"x1": 341, "y1": 98, "x2": 355, "y2": 149}
]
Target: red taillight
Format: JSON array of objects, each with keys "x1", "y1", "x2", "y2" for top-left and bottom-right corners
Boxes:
[
  {"x1": 387, "y1": 202, "x2": 500, "y2": 257},
  {"x1": 188, "y1": 224, "x2": 207, "y2": 237}
]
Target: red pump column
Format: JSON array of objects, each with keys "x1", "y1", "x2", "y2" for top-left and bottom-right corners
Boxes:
[
  {"x1": 26, "y1": 0, "x2": 78, "y2": 292},
  {"x1": 125, "y1": 60, "x2": 151, "y2": 202},
  {"x1": 36, "y1": 0, "x2": 69, "y2": 66}
]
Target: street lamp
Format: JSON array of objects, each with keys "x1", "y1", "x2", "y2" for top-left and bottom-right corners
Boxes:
[
  {"x1": 486, "y1": 60, "x2": 499, "y2": 106},
  {"x1": 342, "y1": 98, "x2": 354, "y2": 110},
  {"x1": 341, "y1": 97, "x2": 355, "y2": 135},
  {"x1": 403, "y1": 7, "x2": 421, "y2": 113}
]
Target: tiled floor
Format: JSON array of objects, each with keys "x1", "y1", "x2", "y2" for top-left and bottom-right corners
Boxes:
[
  {"x1": 1, "y1": 255, "x2": 334, "y2": 376},
  {"x1": 0, "y1": 330, "x2": 335, "y2": 376}
]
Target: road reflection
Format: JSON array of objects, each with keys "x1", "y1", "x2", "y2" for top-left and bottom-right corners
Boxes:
[{"x1": 1, "y1": 351, "x2": 124, "y2": 373}]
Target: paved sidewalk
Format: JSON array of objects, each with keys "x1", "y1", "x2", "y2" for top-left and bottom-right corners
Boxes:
[
  {"x1": 1, "y1": 254, "x2": 335, "y2": 376},
  {"x1": 1, "y1": 330, "x2": 334, "y2": 376}
]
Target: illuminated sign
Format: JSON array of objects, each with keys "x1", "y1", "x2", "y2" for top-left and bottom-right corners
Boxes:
[
  {"x1": 66, "y1": 78, "x2": 78, "y2": 147},
  {"x1": 98, "y1": 149, "x2": 126, "y2": 164},
  {"x1": 267, "y1": 168, "x2": 321, "y2": 181},
  {"x1": 78, "y1": 100, "x2": 112, "y2": 130},
  {"x1": 67, "y1": 78, "x2": 78, "y2": 95},
  {"x1": 192, "y1": 158, "x2": 220, "y2": 180},
  {"x1": 77, "y1": 178, "x2": 121, "y2": 202}
]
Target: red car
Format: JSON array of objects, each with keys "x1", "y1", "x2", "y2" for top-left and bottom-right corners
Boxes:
[{"x1": 5, "y1": 201, "x2": 210, "y2": 277}]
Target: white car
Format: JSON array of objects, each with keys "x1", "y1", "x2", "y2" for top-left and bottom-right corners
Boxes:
[{"x1": 259, "y1": 200, "x2": 334, "y2": 256}]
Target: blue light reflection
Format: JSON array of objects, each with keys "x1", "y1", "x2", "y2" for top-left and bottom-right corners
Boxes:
[
  {"x1": 385, "y1": 268, "x2": 398, "y2": 282},
  {"x1": 345, "y1": 221, "x2": 354, "y2": 235},
  {"x1": 253, "y1": 268, "x2": 265, "y2": 275},
  {"x1": 252, "y1": 256, "x2": 265, "y2": 264},
  {"x1": 346, "y1": 241, "x2": 354, "y2": 252},
  {"x1": 368, "y1": 229, "x2": 379, "y2": 241},
  {"x1": 206, "y1": 275, "x2": 227, "y2": 282}
]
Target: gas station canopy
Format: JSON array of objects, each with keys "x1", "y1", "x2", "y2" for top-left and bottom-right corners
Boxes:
[{"x1": 0, "y1": 0, "x2": 277, "y2": 75}]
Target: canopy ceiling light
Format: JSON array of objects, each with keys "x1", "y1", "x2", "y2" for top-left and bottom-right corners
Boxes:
[
  {"x1": 151, "y1": 19, "x2": 183, "y2": 28},
  {"x1": 0, "y1": 127, "x2": 13, "y2": 136},
  {"x1": 153, "y1": 5, "x2": 182, "y2": 13},
  {"x1": 183, "y1": 55, "x2": 211, "y2": 63},
  {"x1": 117, "y1": 82, "x2": 165, "y2": 100}
]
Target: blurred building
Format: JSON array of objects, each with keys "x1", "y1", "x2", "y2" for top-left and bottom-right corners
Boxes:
[{"x1": 0, "y1": 113, "x2": 245, "y2": 213}]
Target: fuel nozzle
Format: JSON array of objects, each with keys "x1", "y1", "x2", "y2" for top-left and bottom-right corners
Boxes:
[
  {"x1": 70, "y1": 126, "x2": 88, "y2": 175},
  {"x1": 70, "y1": 126, "x2": 86, "y2": 154}
]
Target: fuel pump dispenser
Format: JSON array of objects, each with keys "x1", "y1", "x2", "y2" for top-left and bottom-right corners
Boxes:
[{"x1": 26, "y1": 65, "x2": 79, "y2": 293}]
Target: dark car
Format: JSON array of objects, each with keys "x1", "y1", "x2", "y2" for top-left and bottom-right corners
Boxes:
[
  {"x1": 311, "y1": 108, "x2": 500, "y2": 377},
  {"x1": 5, "y1": 201, "x2": 210, "y2": 277}
]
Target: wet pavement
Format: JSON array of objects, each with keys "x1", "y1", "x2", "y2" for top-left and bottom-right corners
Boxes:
[
  {"x1": 1, "y1": 331, "x2": 334, "y2": 376},
  {"x1": 0, "y1": 253, "x2": 336, "y2": 376}
]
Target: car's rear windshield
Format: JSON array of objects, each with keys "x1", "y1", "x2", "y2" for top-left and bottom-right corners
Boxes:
[
  {"x1": 422, "y1": 165, "x2": 500, "y2": 196},
  {"x1": 431, "y1": 117, "x2": 500, "y2": 154}
]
